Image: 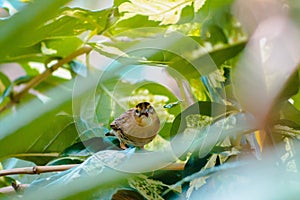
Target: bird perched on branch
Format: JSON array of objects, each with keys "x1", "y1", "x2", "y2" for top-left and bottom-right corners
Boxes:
[{"x1": 105, "y1": 102, "x2": 160, "y2": 149}]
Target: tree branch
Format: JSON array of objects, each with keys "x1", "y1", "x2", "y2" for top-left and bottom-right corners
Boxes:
[
  {"x1": 0, "y1": 46, "x2": 93, "y2": 113},
  {"x1": 0, "y1": 162, "x2": 185, "y2": 177},
  {"x1": 0, "y1": 163, "x2": 185, "y2": 194},
  {"x1": 0, "y1": 164, "x2": 78, "y2": 176},
  {"x1": 0, "y1": 184, "x2": 29, "y2": 194}
]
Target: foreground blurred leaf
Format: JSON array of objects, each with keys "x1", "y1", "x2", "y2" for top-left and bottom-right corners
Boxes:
[
  {"x1": 0, "y1": 81, "x2": 78, "y2": 165},
  {"x1": 0, "y1": 0, "x2": 71, "y2": 61}
]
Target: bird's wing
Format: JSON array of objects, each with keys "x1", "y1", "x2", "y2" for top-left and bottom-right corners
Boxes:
[{"x1": 110, "y1": 109, "x2": 134, "y2": 131}]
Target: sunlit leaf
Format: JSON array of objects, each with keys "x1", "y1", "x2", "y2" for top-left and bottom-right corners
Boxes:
[{"x1": 118, "y1": 0, "x2": 193, "y2": 25}]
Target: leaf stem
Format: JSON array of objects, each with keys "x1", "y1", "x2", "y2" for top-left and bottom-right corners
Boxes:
[{"x1": 0, "y1": 46, "x2": 93, "y2": 113}]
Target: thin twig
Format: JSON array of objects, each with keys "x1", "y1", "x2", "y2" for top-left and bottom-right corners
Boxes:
[
  {"x1": 0, "y1": 46, "x2": 93, "y2": 113},
  {"x1": 0, "y1": 164, "x2": 78, "y2": 176},
  {"x1": 0, "y1": 162, "x2": 185, "y2": 177}
]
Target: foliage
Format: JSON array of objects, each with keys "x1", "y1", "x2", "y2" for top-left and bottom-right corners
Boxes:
[{"x1": 0, "y1": 0, "x2": 299, "y2": 199}]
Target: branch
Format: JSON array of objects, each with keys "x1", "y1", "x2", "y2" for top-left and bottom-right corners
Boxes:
[
  {"x1": 0, "y1": 163, "x2": 185, "y2": 194},
  {"x1": 0, "y1": 46, "x2": 93, "y2": 113},
  {"x1": 0, "y1": 162, "x2": 185, "y2": 177},
  {"x1": 0, "y1": 164, "x2": 78, "y2": 176},
  {"x1": 0, "y1": 184, "x2": 29, "y2": 194}
]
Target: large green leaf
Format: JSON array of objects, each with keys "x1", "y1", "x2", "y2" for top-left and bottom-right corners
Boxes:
[
  {"x1": 0, "y1": 0, "x2": 71, "y2": 61},
  {"x1": 0, "y1": 81, "x2": 78, "y2": 165},
  {"x1": 0, "y1": 7, "x2": 111, "y2": 63},
  {"x1": 20, "y1": 7, "x2": 112, "y2": 47},
  {"x1": 93, "y1": 31, "x2": 246, "y2": 80}
]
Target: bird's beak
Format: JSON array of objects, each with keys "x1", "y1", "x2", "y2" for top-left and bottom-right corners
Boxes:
[{"x1": 140, "y1": 112, "x2": 149, "y2": 117}]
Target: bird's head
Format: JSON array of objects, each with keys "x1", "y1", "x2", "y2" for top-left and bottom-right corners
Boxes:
[{"x1": 135, "y1": 102, "x2": 155, "y2": 118}]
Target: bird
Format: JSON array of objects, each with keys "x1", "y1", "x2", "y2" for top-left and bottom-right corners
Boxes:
[{"x1": 105, "y1": 102, "x2": 160, "y2": 149}]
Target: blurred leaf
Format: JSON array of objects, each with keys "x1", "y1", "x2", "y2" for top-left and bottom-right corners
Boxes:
[
  {"x1": 0, "y1": 80, "x2": 79, "y2": 165},
  {"x1": 0, "y1": 85, "x2": 12, "y2": 105},
  {"x1": 21, "y1": 7, "x2": 112, "y2": 46},
  {"x1": 26, "y1": 150, "x2": 129, "y2": 199},
  {"x1": 93, "y1": 32, "x2": 246, "y2": 80},
  {"x1": 5, "y1": 0, "x2": 28, "y2": 11},
  {"x1": 69, "y1": 60, "x2": 87, "y2": 77},
  {"x1": 0, "y1": 0, "x2": 71, "y2": 61},
  {"x1": 20, "y1": 63, "x2": 40, "y2": 76},
  {"x1": 177, "y1": 6, "x2": 194, "y2": 24},
  {"x1": 276, "y1": 69, "x2": 299, "y2": 103},
  {"x1": 280, "y1": 102, "x2": 300, "y2": 127},
  {"x1": 0, "y1": 72, "x2": 11, "y2": 89},
  {"x1": 0, "y1": 44, "x2": 44, "y2": 63},
  {"x1": 201, "y1": 23, "x2": 228, "y2": 44},
  {"x1": 95, "y1": 83, "x2": 114, "y2": 129},
  {"x1": 13, "y1": 75, "x2": 32, "y2": 85},
  {"x1": 0, "y1": 72, "x2": 12, "y2": 104},
  {"x1": 114, "y1": 0, "x2": 130, "y2": 7},
  {"x1": 42, "y1": 37, "x2": 83, "y2": 57}
]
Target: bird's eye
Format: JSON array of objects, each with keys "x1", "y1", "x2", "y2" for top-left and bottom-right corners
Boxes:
[
  {"x1": 148, "y1": 107, "x2": 154, "y2": 113},
  {"x1": 135, "y1": 110, "x2": 139, "y2": 114}
]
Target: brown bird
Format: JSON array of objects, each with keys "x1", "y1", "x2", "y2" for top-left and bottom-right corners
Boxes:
[{"x1": 106, "y1": 102, "x2": 160, "y2": 149}]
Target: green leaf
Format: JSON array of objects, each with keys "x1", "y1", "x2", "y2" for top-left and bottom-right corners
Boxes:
[
  {"x1": 0, "y1": 44, "x2": 44, "y2": 63},
  {"x1": 170, "y1": 101, "x2": 235, "y2": 138},
  {"x1": 0, "y1": 80, "x2": 79, "y2": 165},
  {"x1": 42, "y1": 37, "x2": 83, "y2": 57},
  {"x1": 110, "y1": 15, "x2": 160, "y2": 35},
  {"x1": 0, "y1": 85, "x2": 12, "y2": 104},
  {"x1": 13, "y1": 75, "x2": 32, "y2": 85},
  {"x1": 118, "y1": 0, "x2": 193, "y2": 25},
  {"x1": 0, "y1": 72, "x2": 12, "y2": 104},
  {"x1": 47, "y1": 157, "x2": 83, "y2": 166},
  {"x1": 61, "y1": 137, "x2": 119, "y2": 157},
  {"x1": 0, "y1": 0, "x2": 71, "y2": 61},
  {"x1": 21, "y1": 7, "x2": 112, "y2": 47},
  {"x1": 280, "y1": 102, "x2": 300, "y2": 127},
  {"x1": 25, "y1": 151, "x2": 129, "y2": 199},
  {"x1": 0, "y1": 71, "x2": 11, "y2": 89},
  {"x1": 129, "y1": 175, "x2": 179, "y2": 200},
  {"x1": 276, "y1": 69, "x2": 299, "y2": 103}
]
